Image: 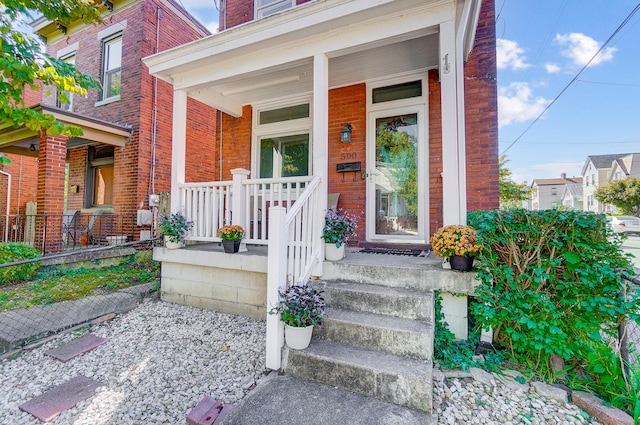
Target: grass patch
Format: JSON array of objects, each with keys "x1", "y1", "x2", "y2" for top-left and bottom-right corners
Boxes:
[{"x1": 0, "y1": 255, "x2": 159, "y2": 312}]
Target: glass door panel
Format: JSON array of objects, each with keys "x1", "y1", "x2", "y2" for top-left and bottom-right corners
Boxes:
[{"x1": 373, "y1": 114, "x2": 419, "y2": 237}]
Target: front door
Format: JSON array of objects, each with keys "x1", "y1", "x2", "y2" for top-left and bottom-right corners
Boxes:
[{"x1": 367, "y1": 105, "x2": 426, "y2": 243}]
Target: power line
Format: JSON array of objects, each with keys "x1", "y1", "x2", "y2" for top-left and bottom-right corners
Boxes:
[
  {"x1": 500, "y1": 2, "x2": 640, "y2": 156},
  {"x1": 500, "y1": 140, "x2": 640, "y2": 146},
  {"x1": 576, "y1": 79, "x2": 640, "y2": 88}
]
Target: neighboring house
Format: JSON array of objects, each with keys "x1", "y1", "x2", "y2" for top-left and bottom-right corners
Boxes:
[
  {"x1": 582, "y1": 153, "x2": 639, "y2": 213},
  {"x1": 529, "y1": 173, "x2": 582, "y2": 210},
  {"x1": 146, "y1": 0, "x2": 499, "y2": 407},
  {"x1": 0, "y1": 0, "x2": 216, "y2": 249},
  {"x1": 560, "y1": 183, "x2": 583, "y2": 211}
]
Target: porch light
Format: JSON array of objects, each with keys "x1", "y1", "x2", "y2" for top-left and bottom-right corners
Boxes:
[
  {"x1": 30, "y1": 144, "x2": 36, "y2": 151},
  {"x1": 340, "y1": 122, "x2": 352, "y2": 143}
]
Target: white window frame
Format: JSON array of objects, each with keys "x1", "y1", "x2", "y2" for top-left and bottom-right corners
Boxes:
[
  {"x1": 100, "y1": 33, "x2": 122, "y2": 102},
  {"x1": 255, "y1": 0, "x2": 295, "y2": 19},
  {"x1": 252, "y1": 97, "x2": 313, "y2": 180},
  {"x1": 56, "y1": 54, "x2": 76, "y2": 111}
]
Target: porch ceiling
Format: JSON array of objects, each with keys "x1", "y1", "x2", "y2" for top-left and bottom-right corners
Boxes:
[
  {"x1": 0, "y1": 105, "x2": 131, "y2": 157},
  {"x1": 144, "y1": 0, "x2": 469, "y2": 116}
]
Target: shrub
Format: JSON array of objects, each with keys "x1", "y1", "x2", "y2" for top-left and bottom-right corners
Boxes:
[
  {"x1": 0, "y1": 243, "x2": 41, "y2": 284},
  {"x1": 468, "y1": 209, "x2": 638, "y2": 413}
]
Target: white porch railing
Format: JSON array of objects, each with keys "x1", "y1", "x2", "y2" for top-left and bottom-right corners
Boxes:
[
  {"x1": 178, "y1": 169, "x2": 312, "y2": 243},
  {"x1": 265, "y1": 175, "x2": 323, "y2": 370}
]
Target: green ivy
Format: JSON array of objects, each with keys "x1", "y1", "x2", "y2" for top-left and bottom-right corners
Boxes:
[
  {"x1": 468, "y1": 209, "x2": 639, "y2": 414},
  {"x1": 0, "y1": 243, "x2": 41, "y2": 284}
]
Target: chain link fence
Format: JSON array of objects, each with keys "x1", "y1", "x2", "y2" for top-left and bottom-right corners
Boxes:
[{"x1": 619, "y1": 271, "x2": 640, "y2": 372}]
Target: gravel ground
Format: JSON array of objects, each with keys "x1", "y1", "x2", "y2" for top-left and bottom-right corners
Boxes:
[
  {"x1": 434, "y1": 376, "x2": 602, "y2": 425},
  {"x1": 0, "y1": 299, "x2": 267, "y2": 425},
  {"x1": 0, "y1": 300, "x2": 609, "y2": 424}
]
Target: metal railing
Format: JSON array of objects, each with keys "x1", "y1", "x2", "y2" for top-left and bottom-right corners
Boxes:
[{"x1": 0, "y1": 213, "x2": 146, "y2": 256}]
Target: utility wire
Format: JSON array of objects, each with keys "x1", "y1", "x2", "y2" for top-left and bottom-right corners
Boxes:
[
  {"x1": 576, "y1": 79, "x2": 640, "y2": 87},
  {"x1": 501, "y1": 2, "x2": 640, "y2": 156}
]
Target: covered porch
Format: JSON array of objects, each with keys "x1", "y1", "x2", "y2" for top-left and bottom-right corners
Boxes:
[{"x1": 145, "y1": 0, "x2": 482, "y2": 370}]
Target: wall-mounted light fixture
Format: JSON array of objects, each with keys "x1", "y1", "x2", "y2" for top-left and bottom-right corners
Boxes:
[
  {"x1": 340, "y1": 122, "x2": 352, "y2": 143},
  {"x1": 102, "y1": 0, "x2": 114, "y2": 11},
  {"x1": 29, "y1": 144, "x2": 36, "y2": 152},
  {"x1": 56, "y1": 23, "x2": 67, "y2": 35}
]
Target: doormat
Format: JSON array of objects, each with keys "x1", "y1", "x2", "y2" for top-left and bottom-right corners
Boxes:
[{"x1": 359, "y1": 248, "x2": 429, "y2": 257}]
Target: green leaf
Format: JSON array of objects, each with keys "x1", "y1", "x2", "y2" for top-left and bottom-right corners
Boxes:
[{"x1": 562, "y1": 251, "x2": 581, "y2": 265}]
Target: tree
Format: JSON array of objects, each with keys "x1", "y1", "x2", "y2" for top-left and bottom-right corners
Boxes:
[
  {"x1": 499, "y1": 155, "x2": 530, "y2": 210},
  {"x1": 0, "y1": 0, "x2": 105, "y2": 137},
  {"x1": 595, "y1": 177, "x2": 640, "y2": 216}
]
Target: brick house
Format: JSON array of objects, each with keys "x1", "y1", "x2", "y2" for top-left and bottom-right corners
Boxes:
[
  {"x1": 147, "y1": 0, "x2": 498, "y2": 406},
  {"x1": 0, "y1": 0, "x2": 216, "y2": 248}
]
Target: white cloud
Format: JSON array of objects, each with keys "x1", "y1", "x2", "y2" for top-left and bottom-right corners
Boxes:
[
  {"x1": 544, "y1": 63, "x2": 561, "y2": 74},
  {"x1": 496, "y1": 39, "x2": 531, "y2": 70},
  {"x1": 206, "y1": 20, "x2": 219, "y2": 34},
  {"x1": 498, "y1": 82, "x2": 550, "y2": 127},
  {"x1": 555, "y1": 32, "x2": 616, "y2": 67}
]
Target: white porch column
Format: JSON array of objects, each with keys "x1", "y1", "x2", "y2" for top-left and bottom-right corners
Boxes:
[
  {"x1": 312, "y1": 53, "x2": 329, "y2": 275},
  {"x1": 439, "y1": 19, "x2": 467, "y2": 226},
  {"x1": 171, "y1": 89, "x2": 188, "y2": 213}
]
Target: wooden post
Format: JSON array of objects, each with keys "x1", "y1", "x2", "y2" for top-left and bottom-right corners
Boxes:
[{"x1": 266, "y1": 206, "x2": 287, "y2": 370}]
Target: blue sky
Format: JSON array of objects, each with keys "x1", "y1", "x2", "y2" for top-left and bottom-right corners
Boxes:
[{"x1": 181, "y1": 1, "x2": 640, "y2": 184}]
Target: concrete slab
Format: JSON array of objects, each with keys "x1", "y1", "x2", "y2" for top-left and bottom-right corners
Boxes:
[
  {"x1": 44, "y1": 333, "x2": 108, "y2": 362},
  {"x1": 220, "y1": 374, "x2": 435, "y2": 425},
  {"x1": 18, "y1": 376, "x2": 101, "y2": 422}
]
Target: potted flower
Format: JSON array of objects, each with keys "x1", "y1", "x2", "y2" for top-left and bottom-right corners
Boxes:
[
  {"x1": 159, "y1": 212, "x2": 193, "y2": 249},
  {"x1": 217, "y1": 224, "x2": 245, "y2": 253},
  {"x1": 269, "y1": 284, "x2": 325, "y2": 350},
  {"x1": 430, "y1": 224, "x2": 481, "y2": 271},
  {"x1": 322, "y1": 207, "x2": 357, "y2": 261}
]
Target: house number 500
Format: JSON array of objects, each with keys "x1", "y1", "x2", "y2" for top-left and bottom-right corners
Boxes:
[{"x1": 341, "y1": 153, "x2": 357, "y2": 160}]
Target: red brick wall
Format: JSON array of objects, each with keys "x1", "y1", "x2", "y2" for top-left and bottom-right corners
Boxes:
[
  {"x1": 39, "y1": 0, "x2": 216, "y2": 214},
  {"x1": 221, "y1": 0, "x2": 313, "y2": 30},
  {"x1": 220, "y1": 105, "x2": 252, "y2": 179},
  {"x1": 67, "y1": 147, "x2": 88, "y2": 211},
  {"x1": 37, "y1": 135, "x2": 67, "y2": 216},
  {"x1": 0, "y1": 155, "x2": 38, "y2": 215},
  {"x1": 428, "y1": 70, "x2": 444, "y2": 233},
  {"x1": 328, "y1": 84, "x2": 366, "y2": 245},
  {"x1": 464, "y1": 0, "x2": 499, "y2": 212}
]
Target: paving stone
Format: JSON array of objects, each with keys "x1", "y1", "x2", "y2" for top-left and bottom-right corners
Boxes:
[
  {"x1": 18, "y1": 376, "x2": 101, "y2": 422},
  {"x1": 44, "y1": 333, "x2": 108, "y2": 362},
  {"x1": 470, "y1": 367, "x2": 494, "y2": 387},
  {"x1": 531, "y1": 381, "x2": 568, "y2": 403},
  {"x1": 187, "y1": 396, "x2": 222, "y2": 425},
  {"x1": 572, "y1": 390, "x2": 633, "y2": 425},
  {"x1": 213, "y1": 404, "x2": 235, "y2": 425}
]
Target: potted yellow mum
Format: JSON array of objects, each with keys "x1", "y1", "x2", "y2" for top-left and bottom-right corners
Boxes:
[
  {"x1": 217, "y1": 224, "x2": 245, "y2": 253},
  {"x1": 430, "y1": 225, "x2": 481, "y2": 271}
]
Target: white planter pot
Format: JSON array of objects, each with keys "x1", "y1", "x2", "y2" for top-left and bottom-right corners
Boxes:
[
  {"x1": 284, "y1": 324, "x2": 314, "y2": 350},
  {"x1": 164, "y1": 237, "x2": 183, "y2": 249},
  {"x1": 325, "y1": 243, "x2": 345, "y2": 261}
]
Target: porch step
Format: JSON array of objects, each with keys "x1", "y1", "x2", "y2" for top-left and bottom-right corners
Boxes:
[
  {"x1": 283, "y1": 279, "x2": 434, "y2": 415},
  {"x1": 283, "y1": 339, "x2": 433, "y2": 412},
  {"x1": 316, "y1": 308, "x2": 432, "y2": 360},
  {"x1": 318, "y1": 281, "x2": 433, "y2": 321}
]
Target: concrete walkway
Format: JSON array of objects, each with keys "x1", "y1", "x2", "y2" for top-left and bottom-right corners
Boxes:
[{"x1": 221, "y1": 373, "x2": 435, "y2": 425}]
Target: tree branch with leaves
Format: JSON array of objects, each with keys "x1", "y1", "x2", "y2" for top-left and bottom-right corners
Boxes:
[{"x1": 0, "y1": 0, "x2": 105, "y2": 136}]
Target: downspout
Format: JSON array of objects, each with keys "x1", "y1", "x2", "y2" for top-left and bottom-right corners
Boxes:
[
  {"x1": 150, "y1": 5, "x2": 162, "y2": 197},
  {"x1": 0, "y1": 170, "x2": 11, "y2": 241},
  {"x1": 219, "y1": 110, "x2": 223, "y2": 181}
]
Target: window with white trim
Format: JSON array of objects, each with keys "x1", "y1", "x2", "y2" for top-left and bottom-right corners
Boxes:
[
  {"x1": 57, "y1": 54, "x2": 75, "y2": 110},
  {"x1": 101, "y1": 34, "x2": 122, "y2": 100},
  {"x1": 254, "y1": 102, "x2": 311, "y2": 179},
  {"x1": 255, "y1": 0, "x2": 295, "y2": 19},
  {"x1": 86, "y1": 146, "x2": 114, "y2": 207}
]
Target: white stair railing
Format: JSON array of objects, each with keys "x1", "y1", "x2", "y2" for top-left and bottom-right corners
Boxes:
[{"x1": 265, "y1": 175, "x2": 322, "y2": 370}]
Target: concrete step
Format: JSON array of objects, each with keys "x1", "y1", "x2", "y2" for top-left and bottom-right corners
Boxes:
[
  {"x1": 283, "y1": 339, "x2": 433, "y2": 413},
  {"x1": 316, "y1": 308, "x2": 432, "y2": 360},
  {"x1": 321, "y1": 259, "x2": 477, "y2": 295},
  {"x1": 317, "y1": 281, "x2": 434, "y2": 321}
]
